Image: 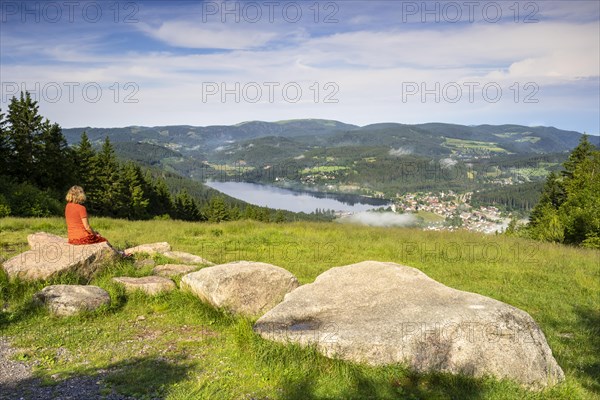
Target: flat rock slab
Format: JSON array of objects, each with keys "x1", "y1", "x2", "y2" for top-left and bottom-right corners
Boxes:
[
  {"x1": 124, "y1": 242, "x2": 171, "y2": 255},
  {"x1": 254, "y1": 261, "x2": 564, "y2": 389},
  {"x1": 113, "y1": 276, "x2": 176, "y2": 295},
  {"x1": 34, "y1": 285, "x2": 110, "y2": 316},
  {"x1": 163, "y1": 251, "x2": 213, "y2": 265},
  {"x1": 2, "y1": 232, "x2": 118, "y2": 281},
  {"x1": 181, "y1": 261, "x2": 300, "y2": 317},
  {"x1": 153, "y1": 264, "x2": 201, "y2": 277}
]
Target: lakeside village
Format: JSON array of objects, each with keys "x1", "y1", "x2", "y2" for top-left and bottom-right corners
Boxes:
[{"x1": 333, "y1": 191, "x2": 510, "y2": 234}]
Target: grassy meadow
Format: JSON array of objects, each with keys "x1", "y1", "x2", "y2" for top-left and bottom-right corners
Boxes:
[{"x1": 0, "y1": 217, "x2": 599, "y2": 399}]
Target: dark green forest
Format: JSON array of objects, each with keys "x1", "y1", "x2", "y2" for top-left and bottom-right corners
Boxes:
[
  {"x1": 0, "y1": 92, "x2": 331, "y2": 223},
  {"x1": 509, "y1": 135, "x2": 600, "y2": 248}
]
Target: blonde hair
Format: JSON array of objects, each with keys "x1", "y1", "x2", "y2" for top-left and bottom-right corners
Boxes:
[{"x1": 66, "y1": 186, "x2": 86, "y2": 204}]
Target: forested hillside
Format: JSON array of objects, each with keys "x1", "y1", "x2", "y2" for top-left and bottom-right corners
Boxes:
[
  {"x1": 62, "y1": 120, "x2": 595, "y2": 208},
  {"x1": 0, "y1": 92, "x2": 330, "y2": 223}
]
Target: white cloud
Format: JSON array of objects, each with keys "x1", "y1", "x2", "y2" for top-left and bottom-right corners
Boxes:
[
  {"x1": 137, "y1": 20, "x2": 279, "y2": 50},
  {"x1": 0, "y1": 2, "x2": 597, "y2": 133}
]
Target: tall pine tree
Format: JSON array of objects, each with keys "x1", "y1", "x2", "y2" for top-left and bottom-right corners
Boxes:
[
  {"x1": 147, "y1": 175, "x2": 174, "y2": 217},
  {"x1": 6, "y1": 92, "x2": 43, "y2": 184},
  {"x1": 74, "y1": 132, "x2": 97, "y2": 191},
  {"x1": 121, "y1": 162, "x2": 149, "y2": 219},
  {"x1": 37, "y1": 120, "x2": 73, "y2": 192},
  {"x1": 91, "y1": 137, "x2": 126, "y2": 216},
  {"x1": 0, "y1": 109, "x2": 8, "y2": 176}
]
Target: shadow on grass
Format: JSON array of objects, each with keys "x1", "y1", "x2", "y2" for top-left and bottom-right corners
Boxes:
[
  {"x1": 575, "y1": 305, "x2": 600, "y2": 394},
  {"x1": 0, "y1": 355, "x2": 194, "y2": 400},
  {"x1": 279, "y1": 367, "x2": 490, "y2": 400}
]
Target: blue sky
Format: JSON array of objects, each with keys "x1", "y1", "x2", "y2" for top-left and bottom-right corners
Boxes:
[{"x1": 1, "y1": 0, "x2": 598, "y2": 134}]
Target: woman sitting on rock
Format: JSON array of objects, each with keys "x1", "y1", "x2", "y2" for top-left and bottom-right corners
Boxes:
[
  {"x1": 65, "y1": 186, "x2": 128, "y2": 257},
  {"x1": 65, "y1": 186, "x2": 108, "y2": 245}
]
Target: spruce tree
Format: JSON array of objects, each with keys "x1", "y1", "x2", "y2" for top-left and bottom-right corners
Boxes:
[
  {"x1": 528, "y1": 172, "x2": 565, "y2": 228},
  {"x1": 149, "y1": 176, "x2": 173, "y2": 217},
  {"x1": 560, "y1": 147, "x2": 600, "y2": 246},
  {"x1": 74, "y1": 132, "x2": 97, "y2": 192},
  {"x1": 6, "y1": 92, "x2": 43, "y2": 183},
  {"x1": 174, "y1": 190, "x2": 201, "y2": 221},
  {"x1": 206, "y1": 196, "x2": 229, "y2": 223},
  {"x1": 527, "y1": 135, "x2": 600, "y2": 247},
  {"x1": 562, "y1": 134, "x2": 594, "y2": 179},
  {"x1": 121, "y1": 162, "x2": 149, "y2": 219},
  {"x1": 37, "y1": 120, "x2": 73, "y2": 192},
  {"x1": 0, "y1": 109, "x2": 8, "y2": 176},
  {"x1": 91, "y1": 137, "x2": 126, "y2": 216}
]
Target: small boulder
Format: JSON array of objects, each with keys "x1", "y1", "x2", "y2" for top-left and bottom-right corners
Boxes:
[
  {"x1": 181, "y1": 261, "x2": 300, "y2": 317},
  {"x1": 163, "y1": 251, "x2": 213, "y2": 265},
  {"x1": 254, "y1": 261, "x2": 565, "y2": 389},
  {"x1": 34, "y1": 285, "x2": 110, "y2": 316},
  {"x1": 153, "y1": 264, "x2": 201, "y2": 277},
  {"x1": 124, "y1": 242, "x2": 171, "y2": 255},
  {"x1": 113, "y1": 276, "x2": 176, "y2": 295},
  {"x1": 2, "y1": 232, "x2": 118, "y2": 281}
]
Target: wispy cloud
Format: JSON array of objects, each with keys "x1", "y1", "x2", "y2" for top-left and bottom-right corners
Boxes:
[{"x1": 0, "y1": 1, "x2": 597, "y2": 133}]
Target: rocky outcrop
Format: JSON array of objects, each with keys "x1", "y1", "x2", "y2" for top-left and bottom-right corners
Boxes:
[
  {"x1": 34, "y1": 285, "x2": 110, "y2": 316},
  {"x1": 181, "y1": 261, "x2": 300, "y2": 317},
  {"x1": 2, "y1": 233, "x2": 118, "y2": 281},
  {"x1": 112, "y1": 276, "x2": 176, "y2": 295},
  {"x1": 254, "y1": 261, "x2": 564, "y2": 389}
]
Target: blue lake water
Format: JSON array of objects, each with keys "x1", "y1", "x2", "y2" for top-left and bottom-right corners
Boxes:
[{"x1": 205, "y1": 181, "x2": 390, "y2": 213}]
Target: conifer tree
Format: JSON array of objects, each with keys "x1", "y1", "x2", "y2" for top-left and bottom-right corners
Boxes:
[
  {"x1": 274, "y1": 210, "x2": 285, "y2": 223},
  {"x1": 527, "y1": 135, "x2": 600, "y2": 247},
  {"x1": 229, "y1": 205, "x2": 242, "y2": 221},
  {"x1": 562, "y1": 134, "x2": 594, "y2": 179},
  {"x1": 91, "y1": 137, "x2": 126, "y2": 216},
  {"x1": 206, "y1": 196, "x2": 229, "y2": 223},
  {"x1": 6, "y1": 92, "x2": 43, "y2": 183},
  {"x1": 0, "y1": 109, "x2": 8, "y2": 176},
  {"x1": 121, "y1": 162, "x2": 150, "y2": 219},
  {"x1": 148, "y1": 176, "x2": 174, "y2": 217},
  {"x1": 174, "y1": 190, "x2": 201, "y2": 221},
  {"x1": 74, "y1": 132, "x2": 97, "y2": 192},
  {"x1": 37, "y1": 120, "x2": 73, "y2": 191}
]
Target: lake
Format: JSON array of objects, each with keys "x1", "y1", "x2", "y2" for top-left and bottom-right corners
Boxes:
[{"x1": 205, "y1": 181, "x2": 390, "y2": 213}]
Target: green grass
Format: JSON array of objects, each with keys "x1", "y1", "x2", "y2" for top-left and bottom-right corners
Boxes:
[{"x1": 1, "y1": 217, "x2": 599, "y2": 399}]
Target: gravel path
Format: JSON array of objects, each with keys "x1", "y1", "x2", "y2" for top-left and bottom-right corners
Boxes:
[{"x1": 0, "y1": 337, "x2": 135, "y2": 400}]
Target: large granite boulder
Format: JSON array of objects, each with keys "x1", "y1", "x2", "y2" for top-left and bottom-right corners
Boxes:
[
  {"x1": 254, "y1": 261, "x2": 564, "y2": 389},
  {"x1": 2, "y1": 233, "x2": 118, "y2": 281},
  {"x1": 112, "y1": 276, "x2": 176, "y2": 295},
  {"x1": 181, "y1": 261, "x2": 300, "y2": 317},
  {"x1": 34, "y1": 285, "x2": 110, "y2": 316}
]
